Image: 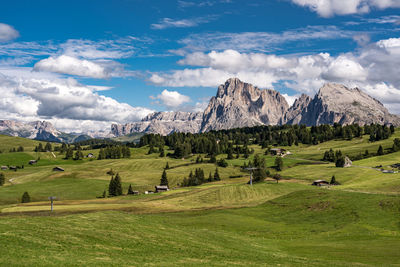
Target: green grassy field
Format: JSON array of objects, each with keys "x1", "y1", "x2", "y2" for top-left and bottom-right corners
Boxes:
[{"x1": 0, "y1": 133, "x2": 399, "y2": 266}]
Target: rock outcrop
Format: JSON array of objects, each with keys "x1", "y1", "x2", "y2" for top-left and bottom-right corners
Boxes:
[
  {"x1": 279, "y1": 94, "x2": 312, "y2": 125},
  {"x1": 286, "y1": 83, "x2": 400, "y2": 126},
  {"x1": 111, "y1": 111, "x2": 203, "y2": 136},
  {"x1": 200, "y1": 78, "x2": 289, "y2": 132}
]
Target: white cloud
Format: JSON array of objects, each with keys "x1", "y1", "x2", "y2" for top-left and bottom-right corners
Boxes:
[
  {"x1": 0, "y1": 23, "x2": 19, "y2": 42},
  {"x1": 282, "y1": 94, "x2": 299, "y2": 106},
  {"x1": 33, "y1": 55, "x2": 110, "y2": 79},
  {"x1": 290, "y1": 0, "x2": 400, "y2": 17},
  {"x1": 174, "y1": 26, "x2": 356, "y2": 54},
  {"x1": 155, "y1": 89, "x2": 191, "y2": 109},
  {"x1": 149, "y1": 37, "x2": 400, "y2": 114},
  {"x1": 151, "y1": 16, "x2": 217, "y2": 30},
  {"x1": 0, "y1": 67, "x2": 154, "y2": 132}
]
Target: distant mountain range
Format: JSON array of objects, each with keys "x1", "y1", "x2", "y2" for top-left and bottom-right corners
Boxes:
[
  {"x1": 1, "y1": 78, "x2": 399, "y2": 142},
  {"x1": 112, "y1": 78, "x2": 400, "y2": 136}
]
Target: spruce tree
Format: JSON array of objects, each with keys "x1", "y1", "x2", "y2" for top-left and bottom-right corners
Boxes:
[
  {"x1": 208, "y1": 172, "x2": 212, "y2": 182},
  {"x1": 108, "y1": 176, "x2": 116, "y2": 196},
  {"x1": 127, "y1": 184, "x2": 134, "y2": 195},
  {"x1": 114, "y1": 173, "x2": 123, "y2": 196},
  {"x1": 275, "y1": 157, "x2": 283, "y2": 171},
  {"x1": 330, "y1": 175, "x2": 337, "y2": 185},
  {"x1": 21, "y1": 192, "x2": 31, "y2": 203},
  {"x1": 377, "y1": 145, "x2": 384, "y2": 155},
  {"x1": 0, "y1": 172, "x2": 5, "y2": 186},
  {"x1": 165, "y1": 162, "x2": 170, "y2": 170},
  {"x1": 214, "y1": 168, "x2": 220, "y2": 181},
  {"x1": 160, "y1": 170, "x2": 169, "y2": 186}
]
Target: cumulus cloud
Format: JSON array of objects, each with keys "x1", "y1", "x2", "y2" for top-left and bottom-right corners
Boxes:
[
  {"x1": 154, "y1": 89, "x2": 191, "y2": 109},
  {"x1": 33, "y1": 55, "x2": 109, "y2": 79},
  {"x1": 149, "y1": 37, "x2": 400, "y2": 114},
  {"x1": 0, "y1": 67, "x2": 154, "y2": 132},
  {"x1": 0, "y1": 23, "x2": 19, "y2": 42},
  {"x1": 151, "y1": 16, "x2": 217, "y2": 30},
  {"x1": 290, "y1": 0, "x2": 400, "y2": 17}
]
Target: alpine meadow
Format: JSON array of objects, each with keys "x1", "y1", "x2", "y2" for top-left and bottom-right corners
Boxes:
[{"x1": 1, "y1": 0, "x2": 400, "y2": 266}]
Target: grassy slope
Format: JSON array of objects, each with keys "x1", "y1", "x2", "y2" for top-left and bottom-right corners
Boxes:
[
  {"x1": 0, "y1": 133, "x2": 399, "y2": 266},
  {"x1": 0, "y1": 189, "x2": 399, "y2": 266}
]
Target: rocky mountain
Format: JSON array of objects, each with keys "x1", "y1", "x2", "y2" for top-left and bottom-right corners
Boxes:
[
  {"x1": 0, "y1": 120, "x2": 91, "y2": 143},
  {"x1": 111, "y1": 111, "x2": 203, "y2": 136},
  {"x1": 279, "y1": 94, "x2": 312, "y2": 125},
  {"x1": 284, "y1": 83, "x2": 400, "y2": 126},
  {"x1": 200, "y1": 78, "x2": 289, "y2": 132}
]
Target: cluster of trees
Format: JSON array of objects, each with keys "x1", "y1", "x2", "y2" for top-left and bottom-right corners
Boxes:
[
  {"x1": 368, "y1": 124, "x2": 394, "y2": 142},
  {"x1": 34, "y1": 142, "x2": 52, "y2": 152},
  {"x1": 9, "y1": 146, "x2": 24, "y2": 152},
  {"x1": 139, "y1": 123, "x2": 393, "y2": 160},
  {"x1": 98, "y1": 146, "x2": 131, "y2": 160},
  {"x1": 322, "y1": 149, "x2": 346, "y2": 167},
  {"x1": 181, "y1": 168, "x2": 220, "y2": 187},
  {"x1": 392, "y1": 138, "x2": 400, "y2": 152},
  {"x1": 108, "y1": 173, "x2": 123, "y2": 197}
]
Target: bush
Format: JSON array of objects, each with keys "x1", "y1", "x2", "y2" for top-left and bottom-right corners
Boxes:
[{"x1": 217, "y1": 158, "x2": 228, "y2": 167}]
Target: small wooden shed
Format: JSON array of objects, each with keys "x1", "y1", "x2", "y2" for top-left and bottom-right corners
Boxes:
[
  {"x1": 52, "y1": 166, "x2": 65, "y2": 172},
  {"x1": 312, "y1": 180, "x2": 330, "y2": 186},
  {"x1": 155, "y1": 185, "x2": 169, "y2": 193}
]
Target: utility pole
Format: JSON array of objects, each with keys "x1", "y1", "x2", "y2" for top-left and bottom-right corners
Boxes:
[
  {"x1": 48, "y1": 196, "x2": 56, "y2": 212},
  {"x1": 245, "y1": 167, "x2": 258, "y2": 185}
]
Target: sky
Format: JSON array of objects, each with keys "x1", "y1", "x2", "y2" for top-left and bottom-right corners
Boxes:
[{"x1": 0, "y1": 0, "x2": 400, "y2": 133}]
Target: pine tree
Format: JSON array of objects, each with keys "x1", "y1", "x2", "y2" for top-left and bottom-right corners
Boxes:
[
  {"x1": 377, "y1": 145, "x2": 384, "y2": 155},
  {"x1": 64, "y1": 148, "x2": 73, "y2": 159},
  {"x1": 165, "y1": 162, "x2": 170, "y2": 170},
  {"x1": 275, "y1": 157, "x2": 283, "y2": 171},
  {"x1": 102, "y1": 190, "x2": 107, "y2": 198},
  {"x1": 330, "y1": 175, "x2": 337, "y2": 185},
  {"x1": 159, "y1": 147, "x2": 165, "y2": 157},
  {"x1": 0, "y1": 172, "x2": 5, "y2": 186},
  {"x1": 114, "y1": 173, "x2": 123, "y2": 196},
  {"x1": 21, "y1": 192, "x2": 31, "y2": 203},
  {"x1": 74, "y1": 149, "x2": 83, "y2": 160},
  {"x1": 208, "y1": 172, "x2": 212, "y2": 182},
  {"x1": 106, "y1": 168, "x2": 115, "y2": 176},
  {"x1": 127, "y1": 184, "x2": 134, "y2": 195},
  {"x1": 214, "y1": 168, "x2": 220, "y2": 181},
  {"x1": 108, "y1": 176, "x2": 115, "y2": 196},
  {"x1": 44, "y1": 142, "x2": 52, "y2": 151},
  {"x1": 160, "y1": 170, "x2": 169, "y2": 186}
]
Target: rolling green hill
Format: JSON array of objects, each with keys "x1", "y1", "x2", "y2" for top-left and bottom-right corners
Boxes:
[{"x1": 0, "y1": 130, "x2": 399, "y2": 266}]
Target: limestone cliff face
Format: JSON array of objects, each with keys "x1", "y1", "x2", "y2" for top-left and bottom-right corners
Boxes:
[
  {"x1": 200, "y1": 78, "x2": 289, "y2": 132},
  {"x1": 111, "y1": 111, "x2": 203, "y2": 136},
  {"x1": 279, "y1": 94, "x2": 312, "y2": 125},
  {"x1": 287, "y1": 83, "x2": 400, "y2": 126},
  {"x1": 0, "y1": 120, "x2": 61, "y2": 140}
]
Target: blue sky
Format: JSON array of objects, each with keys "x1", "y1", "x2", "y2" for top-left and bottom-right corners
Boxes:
[{"x1": 0, "y1": 0, "x2": 399, "y2": 133}]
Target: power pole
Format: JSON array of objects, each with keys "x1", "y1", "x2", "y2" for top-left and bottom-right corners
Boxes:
[
  {"x1": 48, "y1": 196, "x2": 56, "y2": 212},
  {"x1": 245, "y1": 167, "x2": 258, "y2": 185}
]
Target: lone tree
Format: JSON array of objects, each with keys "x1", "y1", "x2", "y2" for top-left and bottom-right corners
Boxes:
[
  {"x1": 0, "y1": 173, "x2": 5, "y2": 186},
  {"x1": 214, "y1": 168, "x2": 220, "y2": 181},
  {"x1": 272, "y1": 173, "x2": 281, "y2": 184},
  {"x1": 127, "y1": 184, "x2": 134, "y2": 195},
  {"x1": 330, "y1": 175, "x2": 340, "y2": 185},
  {"x1": 160, "y1": 170, "x2": 169, "y2": 186},
  {"x1": 377, "y1": 145, "x2": 384, "y2": 156},
  {"x1": 275, "y1": 156, "x2": 283, "y2": 171},
  {"x1": 21, "y1": 192, "x2": 31, "y2": 203},
  {"x1": 165, "y1": 162, "x2": 170, "y2": 170}
]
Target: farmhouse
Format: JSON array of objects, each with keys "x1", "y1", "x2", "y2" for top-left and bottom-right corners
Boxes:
[
  {"x1": 312, "y1": 180, "x2": 330, "y2": 186},
  {"x1": 86, "y1": 153, "x2": 94, "y2": 158},
  {"x1": 155, "y1": 185, "x2": 169, "y2": 192},
  {"x1": 270, "y1": 148, "x2": 286, "y2": 156},
  {"x1": 29, "y1": 160, "x2": 37, "y2": 165},
  {"x1": 1, "y1": 166, "x2": 7, "y2": 170},
  {"x1": 52, "y1": 166, "x2": 65, "y2": 172},
  {"x1": 9, "y1": 166, "x2": 17, "y2": 170},
  {"x1": 145, "y1": 191, "x2": 154, "y2": 194}
]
